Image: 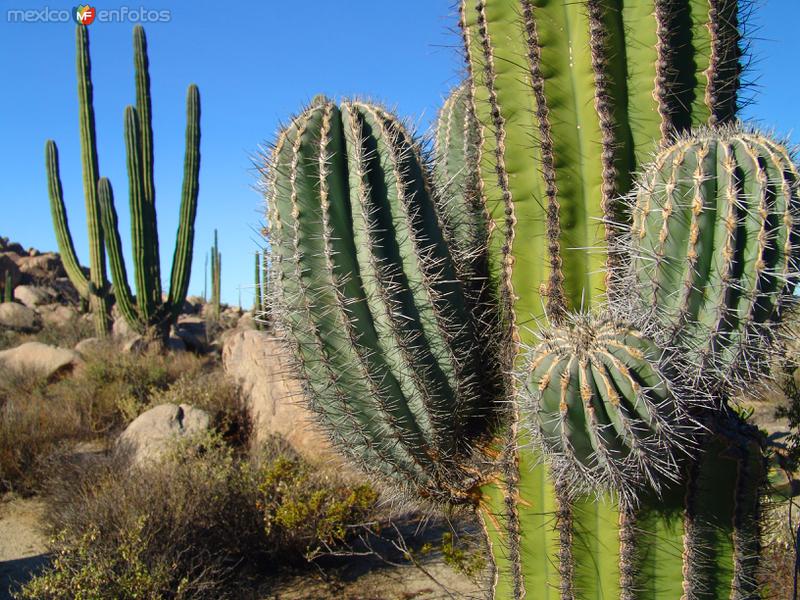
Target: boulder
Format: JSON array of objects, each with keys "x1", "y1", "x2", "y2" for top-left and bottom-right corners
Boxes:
[
  {"x1": 175, "y1": 316, "x2": 208, "y2": 352},
  {"x1": 237, "y1": 311, "x2": 256, "y2": 331},
  {"x1": 75, "y1": 337, "x2": 103, "y2": 356},
  {"x1": 166, "y1": 336, "x2": 187, "y2": 352},
  {"x1": 15, "y1": 252, "x2": 65, "y2": 282},
  {"x1": 113, "y1": 315, "x2": 136, "y2": 339},
  {"x1": 183, "y1": 296, "x2": 205, "y2": 314},
  {"x1": 222, "y1": 329, "x2": 332, "y2": 459},
  {"x1": 0, "y1": 237, "x2": 24, "y2": 255},
  {"x1": 117, "y1": 403, "x2": 211, "y2": 465},
  {"x1": 39, "y1": 304, "x2": 78, "y2": 328},
  {"x1": 0, "y1": 342, "x2": 81, "y2": 378},
  {"x1": 13, "y1": 285, "x2": 56, "y2": 308},
  {"x1": 122, "y1": 335, "x2": 148, "y2": 354},
  {"x1": 0, "y1": 253, "x2": 22, "y2": 291},
  {"x1": 0, "y1": 302, "x2": 38, "y2": 331}
]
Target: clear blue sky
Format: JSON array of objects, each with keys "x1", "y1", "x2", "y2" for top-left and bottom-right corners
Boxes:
[{"x1": 1, "y1": 1, "x2": 798, "y2": 308}]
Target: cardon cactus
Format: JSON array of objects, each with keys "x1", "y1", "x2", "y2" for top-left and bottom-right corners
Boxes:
[
  {"x1": 2, "y1": 271, "x2": 12, "y2": 303},
  {"x1": 264, "y1": 1, "x2": 798, "y2": 598},
  {"x1": 210, "y1": 230, "x2": 221, "y2": 319},
  {"x1": 46, "y1": 25, "x2": 110, "y2": 336},
  {"x1": 97, "y1": 26, "x2": 201, "y2": 343}
]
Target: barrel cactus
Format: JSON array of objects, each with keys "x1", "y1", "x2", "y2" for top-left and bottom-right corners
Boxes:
[{"x1": 263, "y1": 0, "x2": 798, "y2": 598}]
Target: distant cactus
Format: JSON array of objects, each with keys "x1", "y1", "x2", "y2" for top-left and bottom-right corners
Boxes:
[
  {"x1": 253, "y1": 250, "x2": 264, "y2": 329},
  {"x1": 97, "y1": 26, "x2": 201, "y2": 344},
  {"x1": 45, "y1": 26, "x2": 110, "y2": 336},
  {"x1": 2, "y1": 271, "x2": 12, "y2": 303},
  {"x1": 210, "y1": 230, "x2": 221, "y2": 319}
]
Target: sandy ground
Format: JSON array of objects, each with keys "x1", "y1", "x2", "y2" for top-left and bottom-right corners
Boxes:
[{"x1": 0, "y1": 496, "x2": 48, "y2": 600}]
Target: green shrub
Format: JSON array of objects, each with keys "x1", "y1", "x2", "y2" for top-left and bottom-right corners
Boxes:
[{"x1": 255, "y1": 440, "x2": 379, "y2": 560}]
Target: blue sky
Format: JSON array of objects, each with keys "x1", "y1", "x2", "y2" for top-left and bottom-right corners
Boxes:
[{"x1": 1, "y1": 1, "x2": 798, "y2": 307}]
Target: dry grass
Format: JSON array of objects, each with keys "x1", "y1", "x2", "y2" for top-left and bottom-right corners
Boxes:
[
  {"x1": 0, "y1": 314, "x2": 95, "y2": 351},
  {"x1": 0, "y1": 342, "x2": 244, "y2": 495},
  {"x1": 16, "y1": 434, "x2": 381, "y2": 599}
]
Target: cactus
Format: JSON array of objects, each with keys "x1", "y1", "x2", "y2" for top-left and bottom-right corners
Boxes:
[
  {"x1": 45, "y1": 25, "x2": 110, "y2": 337},
  {"x1": 254, "y1": 250, "x2": 265, "y2": 329},
  {"x1": 97, "y1": 26, "x2": 201, "y2": 343},
  {"x1": 521, "y1": 313, "x2": 701, "y2": 501},
  {"x1": 626, "y1": 128, "x2": 800, "y2": 382},
  {"x1": 2, "y1": 271, "x2": 13, "y2": 303},
  {"x1": 210, "y1": 230, "x2": 221, "y2": 319},
  {"x1": 264, "y1": 98, "x2": 503, "y2": 502},
  {"x1": 265, "y1": 1, "x2": 799, "y2": 598}
]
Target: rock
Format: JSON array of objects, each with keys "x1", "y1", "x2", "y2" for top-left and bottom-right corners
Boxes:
[
  {"x1": 0, "y1": 253, "x2": 22, "y2": 292},
  {"x1": 237, "y1": 311, "x2": 256, "y2": 331},
  {"x1": 15, "y1": 252, "x2": 65, "y2": 282},
  {"x1": 184, "y1": 296, "x2": 205, "y2": 314},
  {"x1": 113, "y1": 315, "x2": 136, "y2": 339},
  {"x1": 222, "y1": 330, "x2": 332, "y2": 459},
  {"x1": 117, "y1": 403, "x2": 211, "y2": 465},
  {"x1": 39, "y1": 304, "x2": 78, "y2": 328},
  {"x1": 13, "y1": 285, "x2": 56, "y2": 308},
  {"x1": 0, "y1": 302, "x2": 38, "y2": 331},
  {"x1": 74, "y1": 337, "x2": 103, "y2": 356},
  {"x1": 50, "y1": 277, "x2": 81, "y2": 305},
  {"x1": 122, "y1": 335, "x2": 148, "y2": 354},
  {"x1": 166, "y1": 336, "x2": 187, "y2": 352},
  {"x1": 0, "y1": 342, "x2": 81, "y2": 378},
  {"x1": 0, "y1": 237, "x2": 25, "y2": 255},
  {"x1": 175, "y1": 316, "x2": 208, "y2": 352}
]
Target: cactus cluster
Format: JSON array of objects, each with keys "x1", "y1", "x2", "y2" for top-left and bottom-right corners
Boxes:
[
  {"x1": 263, "y1": 1, "x2": 798, "y2": 598},
  {"x1": 47, "y1": 25, "x2": 200, "y2": 343}
]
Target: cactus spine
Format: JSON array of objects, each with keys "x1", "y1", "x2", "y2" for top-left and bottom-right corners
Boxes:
[
  {"x1": 266, "y1": 2, "x2": 797, "y2": 599},
  {"x1": 97, "y1": 26, "x2": 201, "y2": 343},
  {"x1": 46, "y1": 25, "x2": 110, "y2": 337},
  {"x1": 210, "y1": 230, "x2": 221, "y2": 319}
]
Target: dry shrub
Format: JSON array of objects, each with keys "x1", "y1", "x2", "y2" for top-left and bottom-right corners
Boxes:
[
  {"x1": 16, "y1": 435, "x2": 380, "y2": 599},
  {"x1": 0, "y1": 344, "x2": 242, "y2": 494},
  {"x1": 0, "y1": 315, "x2": 95, "y2": 351},
  {"x1": 0, "y1": 366, "x2": 83, "y2": 492}
]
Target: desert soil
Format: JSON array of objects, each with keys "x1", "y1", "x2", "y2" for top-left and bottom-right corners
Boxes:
[{"x1": 0, "y1": 496, "x2": 48, "y2": 600}]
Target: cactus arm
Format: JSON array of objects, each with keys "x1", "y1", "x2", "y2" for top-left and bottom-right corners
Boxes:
[
  {"x1": 166, "y1": 85, "x2": 201, "y2": 323},
  {"x1": 132, "y1": 25, "x2": 162, "y2": 303},
  {"x1": 462, "y1": 0, "x2": 550, "y2": 330},
  {"x1": 516, "y1": 452, "x2": 561, "y2": 598},
  {"x1": 520, "y1": 1, "x2": 605, "y2": 312},
  {"x1": 571, "y1": 498, "x2": 621, "y2": 600},
  {"x1": 97, "y1": 177, "x2": 142, "y2": 333},
  {"x1": 254, "y1": 251, "x2": 261, "y2": 315},
  {"x1": 45, "y1": 141, "x2": 90, "y2": 299}
]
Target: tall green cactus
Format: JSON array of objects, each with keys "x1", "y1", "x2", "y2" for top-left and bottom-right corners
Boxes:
[
  {"x1": 45, "y1": 25, "x2": 110, "y2": 337},
  {"x1": 97, "y1": 26, "x2": 201, "y2": 343},
  {"x1": 210, "y1": 230, "x2": 221, "y2": 319},
  {"x1": 265, "y1": 2, "x2": 799, "y2": 598}
]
